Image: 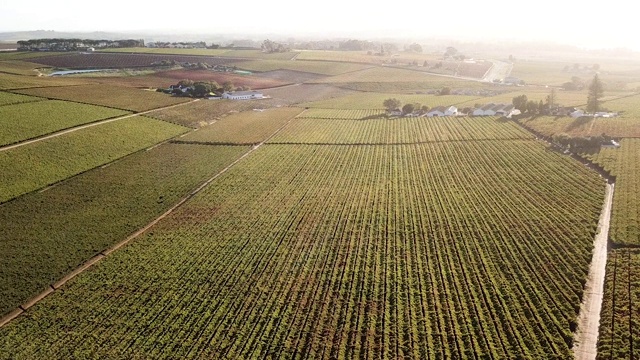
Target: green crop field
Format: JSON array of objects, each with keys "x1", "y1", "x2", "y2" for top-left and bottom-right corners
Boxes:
[
  {"x1": 0, "y1": 116, "x2": 188, "y2": 203},
  {"x1": 519, "y1": 116, "x2": 640, "y2": 138},
  {"x1": 0, "y1": 52, "x2": 66, "y2": 61},
  {"x1": 235, "y1": 59, "x2": 372, "y2": 75},
  {"x1": 0, "y1": 60, "x2": 48, "y2": 76},
  {"x1": 0, "y1": 135, "x2": 604, "y2": 358},
  {"x1": 296, "y1": 108, "x2": 386, "y2": 120},
  {"x1": 587, "y1": 139, "x2": 640, "y2": 246},
  {"x1": 270, "y1": 116, "x2": 532, "y2": 144},
  {"x1": 598, "y1": 248, "x2": 640, "y2": 359},
  {"x1": 15, "y1": 84, "x2": 191, "y2": 112},
  {"x1": 300, "y1": 92, "x2": 481, "y2": 109},
  {"x1": 0, "y1": 143, "x2": 249, "y2": 318},
  {"x1": 178, "y1": 107, "x2": 302, "y2": 144},
  {"x1": 312, "y1": 66, "x2": 480, "y2": 88},
  {"x1": 0, "y1": 100, "x2": 129, "y2": 146},
  {"x1": 0, "y1": 91, "x2": 41, "y2": 106},
  {"x1": 0, "y1": 72, "x2": 88, "y2": 89}
]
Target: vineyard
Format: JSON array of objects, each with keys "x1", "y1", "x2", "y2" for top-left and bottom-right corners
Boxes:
[
  {"x1": 597, "y1": 249, "x2": 640, "y2": 359},
  {"x1": 0, "y1": 143, "x2": 249, "y2": 318},
  {"x1": 296, "y1": 108, "x2": 386, "y2": 120},
  {"x1": 0, "y1": 115, "x2": 605, "y2": 358},
  {"x1": 586, "y1": 139, "x2": 640, "y2": 246},
  {"x1": 270, "y1": 116, "x2": 533, "y2": 144},
  {"x1": 15, "y1": 84, "x2": 190, "y2": 112},
  {"x1": 177, "y1": 107, "x2": 303, "y2": 144},
  {"x1": 519, "y1": 115, "x2": 640, "y2": 138},
  {"x1": 0, "y1": 60, "x2": 47, "y2": 76},
  {"x1": 0, "y1": 100, "x2": 129, "y2": 146},
  {"x1": 0, "y1": 72, "x2": 88, "y2": 90},
  {"x1": 300, "y1": 92, "x2": 481, "y2": 109},
  {"x1": 0, "y1": 91, "x2": 41, "y2": 106},
  {"x1": 0, "y1": 116, "x2": 188, "y2": 203}
]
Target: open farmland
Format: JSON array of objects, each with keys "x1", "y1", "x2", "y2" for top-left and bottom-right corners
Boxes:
[
  {"x1": 262, "y1": 84, "x2": 354, "y2": 105},
  {"x1": 300, "y1": 92, "x2": 481, "y2": 109},
  {"x1": 15, "y1": 84, "x2": 191, "y2": 111},
  {"x1": 102, "y1": 47, "x2": 299, "y2": 60},
  {"x1": 296, "y1": 108, "x2": 386, "y2": 120},
  {"x1": 0, "y1": 116, "x2": 188, "y2": 203},
  {"x1": 177, "y1": 107, "x2": 302, "y2": 144},
  {"x1": 0, "y1": 60, "x2": 48, "y2": 76},
  {"x1": 270, "y1": 116, "x2": 533, "y2": 144},
  {"x1": 587, "y1": 139, "x2": 640, "y2": 246},
  {"x1": 235, "y1": 59, "x2": 372, "y2": 75},
  {"x1": 0, "y1": 100, "x2": 129, "y2": 146},
  {"x1": 0, "y1": 72, "x2": 88, "y2": 89},
  {"x1": 597, "y1": 248, "x2": 640, "y2": 359},
  {"x1": 519, "y1": 116, "x2": 640, "y2": 138},
  {"x1": 0, "y1": 133, "x2": 604, "y2": 358},
  {"x1": 256, "y1": 69, "x2": 327, "y2": 83},
  {"x1": 0, "y1": 143, "x2": 249, "y2": 319},
  {"x1": 31, "y1": 53, "x2": 241, "y2": 69},
  {"x1": 148, "y1": 97, "x2": 290, "y2": 128},
  {"x1": 0, "y1": 91, "x2": 41, "y2": 106},
  {"x1": 152, "y1": 69, "x2": 290, "y2": 89}
]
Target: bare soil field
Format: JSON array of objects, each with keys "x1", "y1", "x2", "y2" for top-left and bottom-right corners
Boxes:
[{"x1": 31, "y1": 53, "x2": 242, "y2": 69}]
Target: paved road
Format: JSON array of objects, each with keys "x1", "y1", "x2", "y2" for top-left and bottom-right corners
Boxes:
[{"x1": 482, "y1": 60, "x2": 513, "y2": 83}]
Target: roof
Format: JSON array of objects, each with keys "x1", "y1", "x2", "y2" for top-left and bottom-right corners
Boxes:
[
  {"x1": 225, "y1": 90, "x2": 262, "y2": 96},
  {"x1": 481, "y1": 103, "x2": 496, "y2": 111},
  {"x1": 429, "y1": 106, "x2": 446, "y2": 113}
]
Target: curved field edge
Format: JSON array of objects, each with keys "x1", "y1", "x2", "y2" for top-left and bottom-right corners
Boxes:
[
  {"x1": 0, "y1": 139, "x2": 604, "y2": 359},
  {"x1": 0, "y1": 144, "x2": 250, "y2": 318},
  {"x1": 0, "y1": 116, "x2": 188, "y2": 204}
]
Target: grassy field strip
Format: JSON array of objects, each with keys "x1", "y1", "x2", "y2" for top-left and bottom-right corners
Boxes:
[
  {"x1": 0, "y1": 109, "x2": 303, "y2": 329},
  {"x1": 0, "y1": 99, "x2": 198, "y2": 153},
  {"x1": 573, "y1": 183, "x2": 614, "y2": 360}
]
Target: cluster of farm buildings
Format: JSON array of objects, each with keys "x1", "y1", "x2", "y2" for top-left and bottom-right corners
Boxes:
[
  {"x1": 391, "y1": 103, "x2": 518, "y2": 117},
  {"x1": 168, "y1": 84, "x2": 265, "y2": 100}
]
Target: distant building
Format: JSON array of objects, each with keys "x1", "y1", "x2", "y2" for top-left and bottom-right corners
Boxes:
[
  {"x1": 222, "y1": 91, "x2": 264, "y2": 100},
  {"x1": 427, "y1": 106, "x2": 458, "y2": 117},
  {"x1": 472, "y1": 103, "x2": 516, "y2": 117}
]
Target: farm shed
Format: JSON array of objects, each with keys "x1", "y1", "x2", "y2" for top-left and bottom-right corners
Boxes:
[{"x1": 222, "y1": 91, "x2": 264, "y2": 100}]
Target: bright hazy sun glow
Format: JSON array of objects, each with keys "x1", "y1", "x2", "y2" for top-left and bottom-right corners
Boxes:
[{"x1": 1, "y1": 0, "x2": 638, "y2": 50}]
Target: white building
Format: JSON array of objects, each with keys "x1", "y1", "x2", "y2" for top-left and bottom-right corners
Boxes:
[
  {"x1": 570, "y1": 110, "x2": 585, "y2": 118},
  {"x1": 222, "y1": 91, "x2": 264, "y2": 100},
  {"x1": 427, "y1": 106, "x2": 458, "y2": 117}
]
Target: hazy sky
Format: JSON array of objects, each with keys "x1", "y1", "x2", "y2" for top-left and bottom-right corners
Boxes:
[{"x1": 1, "y1": 0, "x2": 637, "y2": 50}]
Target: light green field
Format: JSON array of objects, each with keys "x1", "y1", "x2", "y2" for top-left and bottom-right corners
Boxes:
[
  {"x1": 0, "y1": 100, "x2": 129, "y2": 146},
  {"x1": 0, "y1": 143, "x2": 249, "y2": 318},
  {"x1": 235, "y1": 59, "x2": 372, "y2": 75},
  {"x1": 0, "y1": 116, "x2": 188, "y2": 203},
  {"x1": 270, "y1": 116, "x2": 532, "y2": 144},
  {"x1": 0, "y1": 91, "x2": 41, "y2": 106},
  {"x1": 300, "y1": 92, "x2": 481, "y2": 109},
  {"x1": 0, "y1": 72, "x2": 89, "y2": 90},
  {"x1": 179, "y1": 107, "x2": 302, "y2": 144},
  {"x1": 16, "y1": 84, "x2": 191, "y2": 112},
  {"x1": 0, "y1": 60, "x2": 48, "y2": 76}
]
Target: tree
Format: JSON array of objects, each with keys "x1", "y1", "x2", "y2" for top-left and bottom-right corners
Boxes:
[
  {"x1": 402, "y1": 103, "x2": 415, "y2": 115},
  {"x1": 408, "y1": 43, "x2": 423, "y2": 53},
  {"x1": 222, "y1": 81, "x2": 234, "y2": 92},
  {"x1": 526, "y1": 100, "x2": 538, "y2": 114},
  {"x1": 440, "y1": 87, "x2": 451, "y2": 95},
  {"x1": 444, "y1": 46, "x2": 458, "y2": 58},
  {"x1": 546, "y1": 88, "x2": 556, "y2": 109},
  {"x1": 586, "y1": 74, "x2": 604, "y2": 113},
  {"x1": 383, "y1": 98, "x2": 401, "y2": 112},
  {"x1": 512, "y1": 94, "x2": 528, "y2": 112},
  {"x1": 421, "y1": 105, "x2": 430, "y2": 113}
]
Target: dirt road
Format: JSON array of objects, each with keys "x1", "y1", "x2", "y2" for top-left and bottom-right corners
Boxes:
[
  {"x1": 482, "y1": 60, "x2": 513, "y2": 83},
  {"x1": 573, "y1": 183, "x2": 614, "y2": 360}
]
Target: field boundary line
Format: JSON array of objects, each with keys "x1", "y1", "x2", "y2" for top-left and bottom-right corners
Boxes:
[
  {"x1": 0, "y1": 99, "x2": 198, "y2": 152},
  {"x1": 0, "y1": 107, "x2": 304, "y2": 329}
]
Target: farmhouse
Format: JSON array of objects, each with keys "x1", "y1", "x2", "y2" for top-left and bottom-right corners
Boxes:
[
  {"x1": 222, "y1": 91, "x2": 264, "y2": 100},
  {"x1": 472, "y1": 103, "x2": 516, "y2": 117},
  {"x1": 427, "y1": 106, "x2": 458, "y2": 117}
]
